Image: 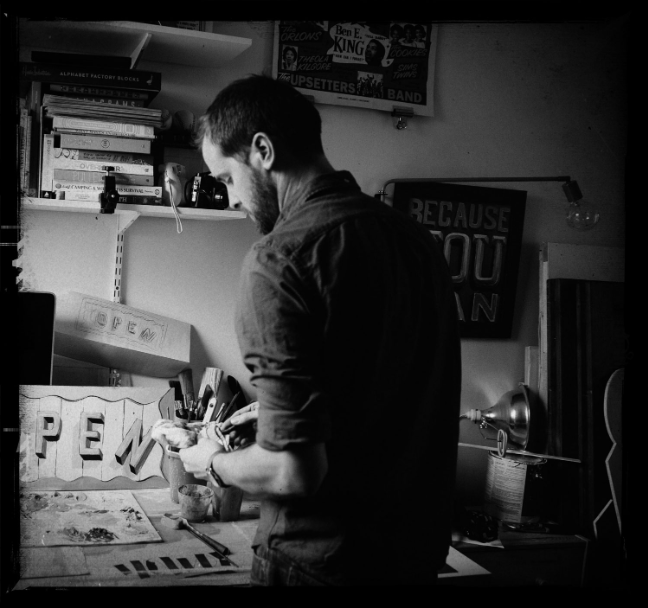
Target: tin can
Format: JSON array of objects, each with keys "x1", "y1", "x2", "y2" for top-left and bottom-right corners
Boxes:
[{"x1": 484, "y1": 451, "x2": 547, "y2": 524}]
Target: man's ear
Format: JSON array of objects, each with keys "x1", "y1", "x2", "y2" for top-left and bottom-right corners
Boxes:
[{"x1": 250, "y1": 132, "x2": 275, "y2": 171}]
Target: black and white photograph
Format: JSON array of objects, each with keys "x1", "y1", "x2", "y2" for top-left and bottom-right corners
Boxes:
[{"x1": 1, "y1": 8, "x2": 632, "y2": 594}]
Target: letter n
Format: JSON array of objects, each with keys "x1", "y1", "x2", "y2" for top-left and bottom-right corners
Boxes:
[
  {"x1": 471, "y1": 293, "x2": 499, "y2": 323},
  {"x1": 114, "y1": 419, "x2": 156, "y2": 474}
]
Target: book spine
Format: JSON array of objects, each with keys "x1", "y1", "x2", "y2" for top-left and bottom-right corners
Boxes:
[
  {"x1": 49, "y1": 156, "x2": 154, "y2": 175},
  {"x1": 58, "y1": 133, "x2": 151, "y2": 154},
  {"x1": 47, "y1": 83, "x2": 151, "y2": 101},
  {"x1": 19, "y1": 110, "x2": 28, "y2": 191},
  {"x1": 24, "y1": 112, "x2": 33, "y2": 192},
  {"x1": 53, "y1": 181, "x2": 163, "y2": 197},
  {"x1": 28, "y1": 81, "x2": 43, "y2": 196},
  {"x1": 52, "y1": 116, "x2": 154, "y2": 138},
  {"x1": 40, "y1": 134, "x2": 56, "y2": 194},
  {"x1": 20, "y1": 63, "x2": 162, "y2": 92},
  {"x1": 48, "y1": 147, "x2": 152, "y2": 163},
  {"x1": 60, "y1": 191, "x2": 162, "y2": 205},
  {"x1": 53, "y1": 127, "x2": 155, "y2": 140},
  {"x1": 49, "y1": 94, "x2": 147, "y2": 108},
  {"x1": 53, "y1": 168, "x2": 154, "y2": 186}
]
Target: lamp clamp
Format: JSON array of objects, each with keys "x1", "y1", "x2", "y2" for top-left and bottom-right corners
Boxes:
[
  {"x1": 391, "y1": 106, "x2": 414, "y2": 130},
  {"x1": 100, "y1": 166, "x2": 119, "y2": 214}
]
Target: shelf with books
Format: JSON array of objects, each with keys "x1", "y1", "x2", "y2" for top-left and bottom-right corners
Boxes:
[
  {"x1": 18, "y1": 19, "x2": 252, "y2": 69},
  {"x1": 21, "y1": 197, "x2": 247, "y2": 223}
]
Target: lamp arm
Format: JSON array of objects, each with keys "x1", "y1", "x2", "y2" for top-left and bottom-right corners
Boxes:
[{"x1": 375, "y1": 176, "x2": 572, "y2": 201}]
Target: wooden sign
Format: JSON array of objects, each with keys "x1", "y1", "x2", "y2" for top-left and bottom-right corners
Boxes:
[
  {"x1": 54, "y1": 292, "x2": 191, "y2": 378},
  {"x1": 18, "y1": 386, "x2": 174, "y2": 489},
  {"x1": 392, "y1": 181, "x2": 526, "y2": 339}
]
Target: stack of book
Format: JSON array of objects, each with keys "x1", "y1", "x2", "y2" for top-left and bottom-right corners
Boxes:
[{"x1": 19, "y1": 61, "x2": 163, "y2": 204}]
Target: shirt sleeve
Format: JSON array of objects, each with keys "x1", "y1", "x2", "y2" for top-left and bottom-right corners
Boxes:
[{"x1": 235, "y1": 243, "x2": 332, "y2": 451}]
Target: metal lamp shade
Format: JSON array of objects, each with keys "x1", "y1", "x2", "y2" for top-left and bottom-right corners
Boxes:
[{"x1": 480, "y1": 384, "x2": 531, "y2": 449}]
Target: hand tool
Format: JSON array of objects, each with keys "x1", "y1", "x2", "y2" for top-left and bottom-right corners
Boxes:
[
  {"x1": 195, "y1": 384, "x2": 214, "y2": 421},
  {"x1": 215, "y1": 390, "x2": 244, "y2": 425},
  {"x1": 161, "y1": 513, "x2": 238, "y2": 566},
  {"x1": 202, "y1": 394, "x2": 220, "y2": 423},
  {"x1": 169, "y1": 380, "x2": 187, "y2": 419},
  {"x1": 178, "y1": 368, "x2": 196, "y2": 421}
]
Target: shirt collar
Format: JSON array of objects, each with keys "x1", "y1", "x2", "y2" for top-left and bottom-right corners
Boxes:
[{"x1": 276, "y1": 171, "x2": 360, "y2": 227}]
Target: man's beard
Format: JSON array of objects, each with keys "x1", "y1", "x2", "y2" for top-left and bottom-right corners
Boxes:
[{"x1": 249, "y1": 169, "x2": 280, "y2": 236}]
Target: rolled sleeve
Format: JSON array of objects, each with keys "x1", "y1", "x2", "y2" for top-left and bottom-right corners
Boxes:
[{"x1": 235, "y1": 244, "x2": 331, "y2": 451}]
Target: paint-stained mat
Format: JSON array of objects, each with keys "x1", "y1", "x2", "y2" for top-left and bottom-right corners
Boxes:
[
  {"x1": 19, "y1": 489, "x2": 162, "y2": 547},
  {"x1": 19, "y1": 546, "x2": 89, "y2": 578}
]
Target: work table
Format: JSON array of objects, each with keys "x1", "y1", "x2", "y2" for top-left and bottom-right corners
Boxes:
[
  {"x1": 14, "y1": 488, "x2": 260, "y2": 589},
  {"x1": 13, "y1": 488, "x2": 587, "y2": 588}
]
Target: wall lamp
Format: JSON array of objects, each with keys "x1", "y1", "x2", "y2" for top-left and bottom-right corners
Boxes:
[{"x1": 375, "y1": 176, "x2": 600, "y2": 231}]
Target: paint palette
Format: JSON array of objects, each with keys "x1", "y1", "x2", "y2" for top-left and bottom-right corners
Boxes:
[{"x1": 19, "y1": 489, "x2": 162, "y2": 547}]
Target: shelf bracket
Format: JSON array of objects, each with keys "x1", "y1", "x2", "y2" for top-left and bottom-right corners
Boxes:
[
  {"x1": 130, "y1": 32, "x2": 152, "y2": 69},
  {"x1": 109, "y1": 211, "x2": 139, "y2": 387},
  {"x1": 116, "y1": 210, "x2": 140, "y2": 234}
]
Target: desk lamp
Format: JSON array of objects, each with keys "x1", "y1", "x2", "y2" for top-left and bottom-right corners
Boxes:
[{"x1": 461, "y1": 383, "x2": 532, "y2": 450}]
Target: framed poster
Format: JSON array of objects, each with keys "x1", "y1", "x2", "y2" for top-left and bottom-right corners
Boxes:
[
  {"x1": 272, "y1": 21, "x2": 437, "y2": 116},
  {"x1": 392, "y1": 182, "x2": 527, "y2": 339}
]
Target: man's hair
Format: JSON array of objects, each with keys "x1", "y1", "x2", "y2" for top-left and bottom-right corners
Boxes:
[{"x1": 196, "y1": 74, "x2": 324, "y2": 160}]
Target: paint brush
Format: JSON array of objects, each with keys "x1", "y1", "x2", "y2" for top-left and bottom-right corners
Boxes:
[{"x1": 161, "y1": 513, "x2": 238, "y2": 566}]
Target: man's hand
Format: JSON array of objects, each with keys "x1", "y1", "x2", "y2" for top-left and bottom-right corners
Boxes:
[
  {"x1": 221, "y1": 401, "x2": 259, "y2": 450},
  {"x1": 178, "y1": 437, "x2": 222, "y2": 479}
]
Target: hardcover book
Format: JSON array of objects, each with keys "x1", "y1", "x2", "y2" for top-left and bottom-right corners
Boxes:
[
  {"x1": 53, "y1": 181, "x2": 162, "y2": 198},
  {"x1": 60, "y1": 191, "x2": 162, "y2": 205},
  {"x1": 58, "y1": 133, "x2": 151, "y2": 154},
  {"x1": 52, "y1": 116, "x2": 155, "y2": 138},
  {"x1": 52, "y1": 169, "x2": 154, "y2": 186},
  {"x1": 48, "y1": 83, "x2": 151, "y2": 101},
  {"x1": 20, "y1": 63, "x2": 162, "y2": 92},
  {"x1": 53, "y1": 128, "x2": 154, "y2": 139},
  {"x1": 48, "y1": 93, "x2": 146, "y2": 108}
]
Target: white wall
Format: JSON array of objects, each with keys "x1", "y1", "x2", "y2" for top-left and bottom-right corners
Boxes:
[{"x1": 18, "y1": 19, "x2": 627, "y2": 504}]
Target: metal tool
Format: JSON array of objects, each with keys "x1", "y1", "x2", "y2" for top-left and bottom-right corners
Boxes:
[
  {"x1": 195, "y1": 384, "x2": 214, "y2": 421},
  {"x1": 161, "y1": 513, "x2": 238, "y2": 567},
  {"x1": 178, "y1": 368, "x2": 196, "y2": 420},
  {"x1": 202, "y1": 395, "x2": 220, "y2": 423},
  {"x1": 169, "y1": 380, "x2": 187, "y2": 419}
]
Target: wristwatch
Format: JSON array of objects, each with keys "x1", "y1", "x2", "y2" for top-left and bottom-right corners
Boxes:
[{"x1": 206, "y1": 452, "x2": 230, "y2": 488}]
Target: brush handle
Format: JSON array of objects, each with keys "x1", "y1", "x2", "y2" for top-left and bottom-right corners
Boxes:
[{"x1": 183, "y1": 523, "x2": 238, "y2": 565}]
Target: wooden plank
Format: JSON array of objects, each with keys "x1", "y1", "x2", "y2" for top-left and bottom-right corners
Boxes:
[
  {"x1": 120, "y1": 399, "x2": 142, "y2": 482},
  {"x1": 18, "y1": 394, "x2": 39, "y2": 484},
  {"x1": 55, "y1": 396, "x2": 84, "y2": 481},
  {"x1": 524, "y1": 346, "x2": 539, "y2": 394},
  {"x1": 544, "y1": 243, "x2": 624, "y2": 283},
  {"x1": 139, "y1": 400, "x2": 164, "y2": 481},
  {"x1": 80, "y1": 396, "x2": 106, "y2": 479},
  {"x1": 36, "y1": 395, "x2": 62, "y2": 480},
  {"x1": 101, "y1": 399, "x2": 125, "y2": 482},
  {"x1": 538, "y1": 243, "x2": 624, "y2": 413}
]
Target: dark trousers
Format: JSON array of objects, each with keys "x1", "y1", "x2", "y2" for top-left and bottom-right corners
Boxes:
[
  {"x1": 250, "y1": 544, "x2": 329, "y2": 586},
  {"x1": 250, "y1": 544, "x2": 440, "y2": 586}
]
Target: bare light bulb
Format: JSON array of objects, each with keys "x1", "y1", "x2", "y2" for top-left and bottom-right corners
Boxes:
[{"x1": 563, "y1": 180, "x2": 600, "y2": 230}]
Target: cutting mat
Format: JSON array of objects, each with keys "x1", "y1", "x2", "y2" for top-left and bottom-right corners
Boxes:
[{"x1": 20, "y1": 489, "x2": 162, "y2": 547}]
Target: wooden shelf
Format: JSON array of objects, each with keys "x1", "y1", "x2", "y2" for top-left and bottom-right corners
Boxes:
[
  {"x1": 21, "y1": 197, "x2": 246, "y2": 222},
  {"x1": 18, "y1": 19, "x2": 252, "y2": 68}
]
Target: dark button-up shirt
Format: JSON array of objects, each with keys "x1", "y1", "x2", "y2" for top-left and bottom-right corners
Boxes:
[{"x1": 235, "y1": 171, "x2": 461, "y2": 584}]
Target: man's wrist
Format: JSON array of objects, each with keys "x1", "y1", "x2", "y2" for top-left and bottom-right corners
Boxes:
[{"x1": 207, "y1": 452, "x2": 231, "y2": 488}]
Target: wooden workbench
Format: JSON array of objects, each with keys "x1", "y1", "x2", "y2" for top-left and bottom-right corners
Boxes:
[
  {"x1": 13, "y1": 488, "x2": 260, "y2": 589},
  {"x1": 13, "y1": 488, "x2": 518, "y2": 589}
]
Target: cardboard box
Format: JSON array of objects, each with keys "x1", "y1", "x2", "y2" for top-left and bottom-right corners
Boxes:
[{"x1": 54, "y1": 292, "x2": 191, "y2": 377}]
